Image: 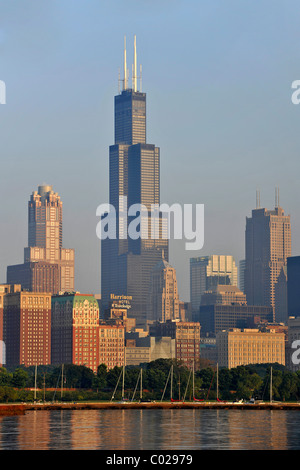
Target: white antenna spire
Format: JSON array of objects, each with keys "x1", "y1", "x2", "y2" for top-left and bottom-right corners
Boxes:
[
  {"x1": 133, "y1": 35, "x2": 137, "y2": 92},
  {"x1": 123, "y1": 36, "x2": 127, "y2": 90}
]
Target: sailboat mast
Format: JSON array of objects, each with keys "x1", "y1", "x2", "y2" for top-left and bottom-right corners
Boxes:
[
  {"x1": 122, "y1": 364, "x2": 125, "y2": 401},
  {"x1": 216, "y1": 363, "x2": 219, "y2": 400},
  {"x1": 140, "y1": 368, "x2": 143, "y2": 401},
  {"x1": 34, "y1": 364, "x2": 37, "y2": 401},
  {"x1": 193, "y1": 361, "x2": 195, "y2": 399},
  {"x1": 270, "y1": 366, "x2": 272, "y2": 403},
  {"x1": 170, "y1": 364, "x2": 173, "y2": 401},
  {"x1": 61, "y1": 364, "x2": 64, "y2": 399}
]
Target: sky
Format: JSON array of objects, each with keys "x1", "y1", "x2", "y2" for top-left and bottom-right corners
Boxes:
[{"x1": 0, "y1": 0, "x2": 300, "y2": 301}]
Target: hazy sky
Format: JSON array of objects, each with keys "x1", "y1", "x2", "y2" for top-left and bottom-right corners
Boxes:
[{"x1": 1, "y1": 0, "x2": 300, "y2": 301}]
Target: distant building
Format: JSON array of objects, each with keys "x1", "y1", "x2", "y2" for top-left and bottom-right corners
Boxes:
[
  {"x1": 149, "y1": 320, "x2": 201, "y2": 369},
  {"x1": 101, "y1": 38, "x2": 168, "y2": 328},
  {"x1": 0, "y1": 284, "x2": 22, "y2": 366},
  {"x1": 239, "y1": 259, "x2": 246, "y2": 293},
  {"x1": 190, "y1": 255, "x2": 238, "y2": 315},
  {"x1": 200, "y1": 285, "x2": 247, "y2": 306},
  {"x1": 3, "y1": 289, "x2": 51, "y2": 368},
  {"x1": 287, "y1": 317, "x2": 300, "y2": 371},
  {"x1": 147, "y1": 258, "x2": 180, "y2": 323},
  {"x1": 287, "y1": 256, "x2": 300, "y2": 318},
  {"x1": 125, "y1": 333, "x2": 175, "y2": 366},
  {"x1": 51, "y1": 292, "x2": 99, "y2": 373},
  {"x1": 99, "y1": 323, "x2": 125, "y2": 370},
  {"x1": 104, "y1": 293, "x2": 136, "y2": 332},
  {"x1": 217, "y1": 328, "x2": 285, "y2": 369},
  {"x1": 7, "y1": 185, "x2": 75, "y2": 294},
  {"x1": 244, "y1": 199, "x2": 291, "y2": 317},
  {"x1": 195, "y1": 304, "x2": 274, "y2": 336},
  {"x1": 274, "y1": 266, "x2": 288, "y2": 323}
]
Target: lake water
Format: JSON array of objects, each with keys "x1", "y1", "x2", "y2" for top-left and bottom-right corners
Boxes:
[{"x1": 0, "y1": 408, "x2": 299, "y2": 450}]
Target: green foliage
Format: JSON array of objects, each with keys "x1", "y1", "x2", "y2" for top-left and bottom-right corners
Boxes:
[{"x1": 1, "y1": 361, "x2": 300, "y2": 403}]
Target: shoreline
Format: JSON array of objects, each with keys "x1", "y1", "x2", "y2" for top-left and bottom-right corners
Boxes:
[{"x1": 1, "y1": 401, "x2": 300, "y2": 415}]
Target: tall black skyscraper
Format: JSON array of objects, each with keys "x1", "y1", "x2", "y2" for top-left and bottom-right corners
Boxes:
[{"x1": 101, "y1": 36, "x2": 168, "y2": 326}]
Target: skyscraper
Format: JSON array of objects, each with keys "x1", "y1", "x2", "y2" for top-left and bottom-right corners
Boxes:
[
  {"x1": 287, "y1": 256, "x2": 300, "y2": 318},
  {"x1": 244, "y1": 192, "x2": 291, "y2": 315},
  {"x1": 7, "y1": 185, "x2": 75, "y2": 293},
  {"x1": 147, "y1": 258, "x2": 180, "y2": 323},
  {"x1": 190, "y1": 255, "x2": 238, "y2": 315},
  {"x1": 101, "y1": 36, "x2": 168, "y2": 326}
]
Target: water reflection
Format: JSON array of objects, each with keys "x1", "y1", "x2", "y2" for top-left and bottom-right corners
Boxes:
[{"x1": 0, "y1": 409, "x2": 299, "y2": 450}]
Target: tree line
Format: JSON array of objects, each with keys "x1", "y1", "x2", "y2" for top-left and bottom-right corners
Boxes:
[{"x1": 0, "y1": 359, "x2": 299, "y2": 403}]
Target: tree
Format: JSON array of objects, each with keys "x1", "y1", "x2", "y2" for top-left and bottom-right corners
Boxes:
[
  {"x1": 0, "y1": 367, "x2": 12, "y2": 386},
  {"x1": 11, "y1": 368, "x2": 28, "y2": 388}
]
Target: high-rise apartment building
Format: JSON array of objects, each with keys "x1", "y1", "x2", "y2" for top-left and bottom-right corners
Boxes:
[
  {"x1": 0, "y1": 284, "x2": 21, "y2": 366},
  {"x1": 101, "y1": 37, "x2": 168, "y2": 326},
  {"x1": 147, "y1": 258, "x2": 180, "y2": 322},
  {"x1": 3, "y1": 289, "x2": 51, "y2": 367},
  {"x1": 190, "y1": 255, "x2": 238, "y2": 315},
  {"x1": 244, "y1": 199, "x2": 291, "y2": 315},
  {"x1": 7, "y1": 185, "x2": 75, "y2": 294},
  {"x1": 51, "y1": 292, "x2": 99, "y2": 373}
]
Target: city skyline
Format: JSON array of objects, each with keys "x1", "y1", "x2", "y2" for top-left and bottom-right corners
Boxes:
[{"x1": 1, "y1": 1, "x2": 300, "y2": 302}]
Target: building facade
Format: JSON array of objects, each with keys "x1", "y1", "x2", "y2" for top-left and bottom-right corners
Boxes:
[
  {"x1": 200, "y1": 285, "x2": 247, "y2": 306},
  {"x1": 217, "y1": 328, "x2": 285, "y2": 369},
  {"x1": 147, "y1": 258, "x2": 180, "y2": 323},
  {"x1": 101, "y1": 37, "x2": 168, "y2": 327},
  {"x1": 190, "y1": 255, "x2": 238, "y2": 315},
  {"x1": 195, "y1": 304, "x2": 274, "y2": 336},
  {"x1": 51, "y1": 293, "x2": 99, "y2": 373},
  {"x1": 99, "y1": 323, "x2": 125, "y2": 370},
  {"x1": 149, "y1": 320, "x2": 201, "y2": 369},
  {"x1": 244, "y1": 203, "x2": 291, "y2": 316},
  {"x1": 3, "y1": 289, "x2": 51, "y2": 367},
  {"x1": 7, "y1": 185, "x2": 75, "y2": 294},
  {"x1": 0, "y1": 284, "x2": 22, "y2": 367},
  {"x1": 287, "y1": 256, "x2": 300, "y2": 319}
]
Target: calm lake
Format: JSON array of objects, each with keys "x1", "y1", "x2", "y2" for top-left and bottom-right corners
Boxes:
[{"x1": 0, "y1": 408, "x2": 299, "y2": 450}]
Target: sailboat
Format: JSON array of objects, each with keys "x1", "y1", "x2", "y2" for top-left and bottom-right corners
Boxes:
[
  {"x1": 111, "y1": 364, "x2": 127, "y2": 402},
  {"x1": 192, "y1": 361, "x2": 204, "y2": 402},
  {"x1": 131, "y1": 368, "x2": 143, "y2": 402}
]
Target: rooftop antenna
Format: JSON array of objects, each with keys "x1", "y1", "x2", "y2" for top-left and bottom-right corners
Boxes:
[
  {"x1": 140, "y1": 64, "x2": 142, "y2": 92},
  {"x1": 123, "y1": 36, "x2": 128, "y2": 90},
  {"x1": 133, "y1": 35, "x2": 137, "y2": 92},
  {"x1": 275, "y1": 187, "x2": 279, "y2": 208},
  {"x1": 256, "y1": 189, "x2": 261, "y2": 209}
]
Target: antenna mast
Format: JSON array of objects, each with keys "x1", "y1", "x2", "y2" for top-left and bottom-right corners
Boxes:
[
  {"x1": 133, "y1": 35, "x2": 137, "y2": 92},
  {"x1": 123, "y1": 36, "x2": 127, "y2": 90}
]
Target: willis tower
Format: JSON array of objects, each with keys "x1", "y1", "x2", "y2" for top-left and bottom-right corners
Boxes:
[{"x1": 101, "y1": 36, "x2": 169, "y2": 327}]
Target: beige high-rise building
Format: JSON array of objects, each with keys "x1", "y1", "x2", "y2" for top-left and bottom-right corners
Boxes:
[
  {"x1": 217, "y1": 328, "x2": 285, "y2": 369},
  {"x1": 7, "y1": 185, "x2": 75, "y2": 293},
  {"x1": 147, "y1": 259, "x2": 180, "y2": 322},
  {"x1": 245, "y1": 196, "x2": 291, "y2": 317},
  {"x1": 200, "y1": 285, "x2": 247, "y2": 306}
]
